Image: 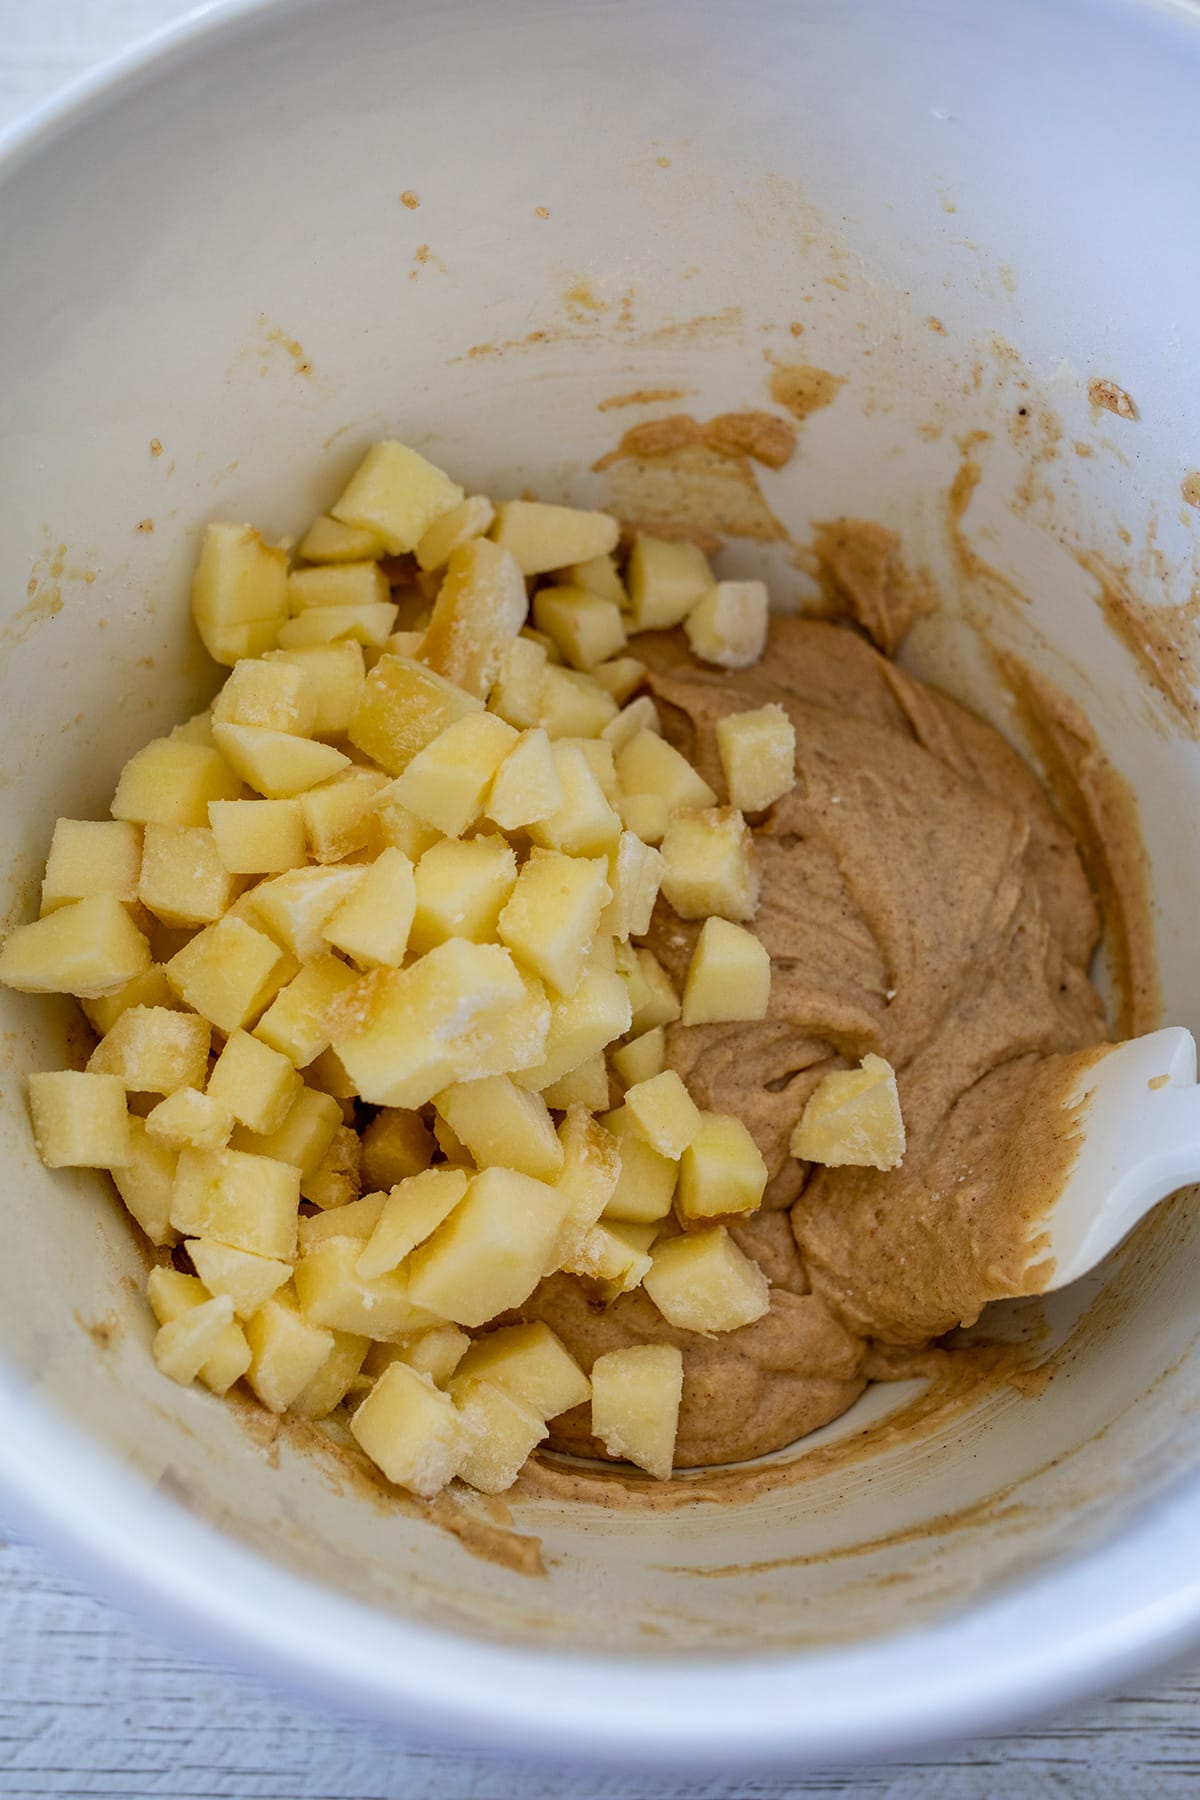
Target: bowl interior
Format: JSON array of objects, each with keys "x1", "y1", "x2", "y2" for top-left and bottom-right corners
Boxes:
[{"x1": 2, "y1": 0, "x2": 1200, "y2": 1725}]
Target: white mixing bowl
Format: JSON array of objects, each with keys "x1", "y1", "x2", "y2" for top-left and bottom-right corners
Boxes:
[{"x1": 2, "y1": 0, "x2": 1200, "y2": 1769}]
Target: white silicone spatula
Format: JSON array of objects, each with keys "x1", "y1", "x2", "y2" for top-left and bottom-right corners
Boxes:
[{"x1": 1037, "y1": 1026, "x2": 1199, "y2": 1291}]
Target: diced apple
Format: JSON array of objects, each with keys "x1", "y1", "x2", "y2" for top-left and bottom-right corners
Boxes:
[
  {"x1": 137, "y1": 823, "x2": 237, "y2": 927},
  {"x1": 526, "y1": 742, "x2": 622, "y2": 858},
  {"x1": 170, "y1": 712, "x2": 217, "y2": 746},
  {"x1": 600, "y1": 693, "x2": 661, "y2": 756},
  {"x1": 299, "y1": 766, "x2": 388, "y2": 863},
  {"x1": 375, "y1": 788, "x2": 443, "y2": 862},
  {"x1": 642, "y1": 1226, "x2": 769, "y2": 1333},
  {"x1": 419, "y1": 539, "x2": 528, "y2": 697},
  {"x1": 409, "y1": 835, "x2": 517, "y2": 954},
  {"x1": 601, "y1": 831, "x2": 664, "y2": 941},
  {"x1": 213, "y1": 657, "x2": 318, "y2": 736},
  {"x1": 348, "y1": 653, "x2": 483, "y2": 776},
  {"x1": 250, "y1": 869, "x2": 362, "y2": 965},
  {"x1": 188, "y1": 1239, "x2": 292, "y2": 1317},
  {"x1": 331, "y1": 441, "x2": 464, "y2": 555},
  {"x1": 414, "y1": 494, "x2": 496, "y2": 571},
  {"x1": 456, "y1": 1322, "x2": 589, "y2": 1418},
  {"x1": 491, "y1": 499, "x2": 619, "y2": 576},
  {"x1": 144, "y1": 1087, "x2": 231, "y2": 1151},
  {"x1": 610, "y1": 1026, "x2": 665, "y2": 1088},
  {"x1": 233, "y1": 1084, "x2": 342, "y2": 1179},
  {"x1": 538, "y1": 665, "x2": 619, "y2": 740},
  {"x1": 407, "y1": 1165, "x2": 569, "y2": 1327},
  {"x1": 301, "y1": 1121, "x2": 362, "y2": 1209},
  {"x1": 27, "y1": 1070, "x2": 130, "y2": 1168},
  {"x1": 497, "y1": 850, "x2": 611, "y2": 996},
  {"x1": 40, "y1": 819, "x2": 141, "y2": 914},
  {"x1": 209, "y1": 799, "x2": 307, "y2": 874},
  {"x1": 433, "y1": 1076, "x2": 562, "y2": 1182},
  {"x1": 253, "y1": 954, "x2": 360, "y2": 1068},
  {"x1": 89, "y1": 1005, "x2": 210, "y2": 1094},
  {"x1": 515, "y1": 966, "x2": 631, "y2": 1093},
  {"x1": 350, "y1": 1361, "x2": 470, "y2": 1496},
  {"x1": 0, "y1": 894, "x2": 150, "y2": 998},
  {"x1": 566, "y1": 552, "x2": 627, "y2": 608},
  {"x1": 590, "y1": 1344, "x2": 682, "y2": 1481},
  {"x1": 112, "y1": 738, "x2": 243, "y2": 830},
  {"x1": 681, "y1": 916, "x2": 771, "y2": 1026},
  {"x1": 291, "y1": 1329, "x2": 371, "y2": 1419},
  {"x1": 451, "y1": 1377, "x2": 548, "y2": 1494},
  {"x1": 266, "y1": 642, "x2": 365, "y2": 736},
  {"x1": 614, "y1": 730, "x2": 716, "y2": 845},
  {"x1": 165, "y1": 914, "x2": 286, "y2": 1033},
  {"x1": 206, "y1": 1030, "x2": 301, "y2": 1135},
  {"x1": 298, "y1": 1190, "x2": 388, "y2": 1251},
  {"x1": 211, "y1": 722, "x2": 350, "y2": 799},
  {"x1": 244, "y1": 1294, "x2": 335, "y2": 1412},
  {"x1": 81, "y1": 964, "x2": 177, "y2": 1035},
  {"x1": 389, "y1": 710, "x2": 517, "y2": 837},
  {"x1": 355, "y1": 1167, "x2": 470, "y2": 1279},
  {"x1": 190, "y1": 522, "x2": 289, "y2": 667},
  {"x1": 276, "y1": 601, "x2": 399, "y2": 650},
  {"x1": 598, "y1": 1108, "x2": 677, "y2": 1224},
  {"x1": 540, "y1": 1052, "x2": 610, "y2": 1110},
  {"x1": 715, "y1": 702, "x2": 796, "y2": 813},
  {"x1": 361, "y1": 1108, "x2": 435, "y2": 1190},
  {"x1": 153, "y1": 1293, "x2": 237, "y2": 1387},
  {"x1": 626, "y1": 947, "x2": 681, "y2": 1034},
  {"x1": 297, "y1": 513, "x2": 387, "y2": 564},
  {"x1": 295, "y1": 1235, "x2": 442, "y2": 1337},
  {"x1": 110, "y1": 1117, "x2": 178, "y2": 1245},
  {"x1": 626, "y1": 535, "x2": 712, "y2": 630},
  {"x1": 488, "y1": 635, "x2": 547, "y2": 730},
  {"x1": 660, "y1": 807, "x2": 759, "y2": 922},
  {"x1": 790, "y1": 1053, "x2": 906, "y2": 1171},
  {"x1": 321, "y1": 846, "x2": 416, "y2": 970},
  {"x1": 486, "y1": 727, "x2": 563, "y2": 832},
  {"x1": 170, "y1": 1146, "x2": 300, "y2": 1260},
  {"x1": 684, "y1": 580, "x2": 769, "y2": 669},
  {"x1": 542, "y1": 1106, "x2": 622, "y2": 1271},
  {"x1": 386, "y1": 1324, "x2": 470, "y2": 1387},
  {"x1": 287, "y1": 560, "x2": 390, "y2": 613},
  {"x1": 146, "y1": 1266, "x2": 251, "y2": 1394},
  {"x1": 591, "y1": 657, "x2": 646, "y2": 705},
  {"x1": 532, "y1": 585, "x2": 627, "y2": 672},
  {"x1": 623, "y1": 1070, "x2": 701, "y2": 1161},
  {"x1": 331, "y1": 939, "x2": 535, "y2": 1107},
  {"x1": 564, "y1": 1219, "x2": 654, "y2": 1292},
  {"x1": 677, "y1": 1111, "x2": 768, "y2": 1220}
]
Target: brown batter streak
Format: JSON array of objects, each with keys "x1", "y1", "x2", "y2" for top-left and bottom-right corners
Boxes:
[{"x1": 767, "y1": 362, "x2": 845, "y2": 421}]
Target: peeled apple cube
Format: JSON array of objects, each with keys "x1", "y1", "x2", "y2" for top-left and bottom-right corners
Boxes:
[
  {"x1": 40, "y1": 818, "x2": 141, "y2": 913},
  {"x1": 532, "y1": 585, "x2": 627, "y2": 671},
  {"x1": 486, "y1": 728, "x2": 564, "y2": 831},
  {"x1": 526, "y1": 742, "x2": 623, "y2": 859},
  {"x1": 252, "y1": 955, "x2": 360, "y2": 1069},
  {"x1": 153, "y1": 1294, "x2": 237, "y2": 1388},
  {"x1": 322, "y1": 846, "x2": 417, "y2": 970},
  {"x1": 350, "y1": 1361, "x2": 471, "y2": 1497},
  {"x1": 206, "y1": 1030, "x2": 302, "y2": 1136},
  {"x1": 291, "y1": 1330, "x2": 371, "y2": 1420},
  {"x1": 414, "y1": 493, "x2": 496, "y2": 572},
  {"x1": 188, "y1": 1239, "x2": 292, "y2": 1317},
  {"x1": 244, "y1": 1296, "x2": 335, "y2": 1413},
  {"x1": 676, "y1": 1112, "x2": 768, "y2": 1221},
  {"x1": 212, "y1": 656, "x2": 318, "y2": 735},
  {"x1": 454, "y1": 1321, "x2": 590, "y2": 1419},
  {"x1": 164, "y1": 914, "x2": 286, "y2": 1035},
  {"x1": 409, "y1": 836, "x2": 517, "y2": 953},
  {"x1": 515, "y1": 966, "x2": 632, "y2": 1094},
  {"x1": 659, "y1": 807, "x2": 759, "y2": 922},
  {"x1": 355, "y1": 1167, "x2": 470, "y2": 1280},
  {"x1": 432, "y1": 1076, "x2": 563, "y2": 1183},
  {"x1": 88, "y1": 1005, "x2": 211, "y2": 1095},
  {"x1": 137, "y1": 823, "x2": 237, "y2": 927},
  {"x1": 683, "y1": 580, "x2": 770, "y2": 669},
  {"x1": 299, "y1": 767, "x2": 388, "y2": 864},
  {"x1": 790, "y1": 1053, "x2": 906, "y2": 1171},
  {"x1": 590, "y1": 1344, "x2": 683, "y2": 1480},
  {"x1": 0, "y1": 895, "x2": 150, "y2": 998},
  {"x1": 144, "y1": 1088, "x2": 232, "y2": 1152},
  {"x1": 190, "y1": 522, "x2": 289, "y2": 666},
  {"x1": 489, "y1": 636, "x2": 548, "y2": 731},
  {"x1": 267, "y1": 642, "x2": 366, "y2": 736},
  {"x1": 248, "y1": 864, "x2": 366, "y2": 961},
  {"x1": 623, "y1": 1069, "x2": 702, "y2": 1161},
  {"x1": 111, "y1": 738, "x2": 242, "y2": 830},
  {"x1": 546, "y1": 1105, "x2": 623, "y2": 1272},
  {"x1": 610, "y1": 1026, "x2": 666, "y2": 1088},
  {"x1": 626, "y1": 535, "x2": 713, "y2": 631},
  {"x1": 110, "y1": 1118, "x2": 178, "y2": 1246},
  {"x1": 418, "y1": 538, "x2": 527, "y2": 697},
  {"x1": 208, "y1": 798, "x2": 307, "y2": 875},
  {"x1": 598, "y1": 1112, "x2": 677, "y2": 1224},
  {"x1": 642, "y1": 1227, "x2": 770, "y2": 1334},
  {"x1": 27, "y1": 1070, "x2": 130, "y2": 1168},
  {"x1": 347, "y1": 653, "x2": 483, "y2": 777},
  {"x1": 211, "y1": 722, "x2": 350, "y2": 799},
  {"x1": 330, "y1": 440, "x2": 465, "y2": 555},
  {"x1": 147, "y1": 1268, "x2": 251, "y2": 1395},
  {"x1": 294, "y1": 1235, "x2": 442, "y2": 1338},
  {"x1": 286, "y1": 560, "x2": 390, "y2": 613},
  {"x1": 169, "y1": 1146, "x2": 300, "y2": 1261},
  {"x1": 407, "y1": 1165, "x2": 571, "y2": 1327},
  {"x1": 715, "y1": 702, "x2": 796, "y2": 814},
  {"x1": 490, "y1": 499, "x2": 619, "y2": 576},
  {"x1": 297, "y1": 513, "x2": 386, "y2": 564},
  {"x1": 497, "y1": 851, "x2": 612, "y2": 996},
  {"x1": 389, "y1": 710, "x2": 518, "y2": 837},
  {"x1": 681, "y1": 916, "x2": 771, "y2": 1026},
  {"x1": 451, "y1": 1377, "x2": 548, "y2": 1494}
]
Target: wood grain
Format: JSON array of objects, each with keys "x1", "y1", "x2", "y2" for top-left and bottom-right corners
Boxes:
[{"x1": 1, "y1": 3, "x2": 1199, "y2": 1794}]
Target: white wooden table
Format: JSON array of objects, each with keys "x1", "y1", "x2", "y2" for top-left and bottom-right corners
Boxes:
[{"x1": 3, "y1": 5, "x2": 1200, "y2": 1793}]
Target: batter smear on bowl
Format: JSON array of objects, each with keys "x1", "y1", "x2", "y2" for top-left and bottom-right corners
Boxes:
[{"x1": 0, "y1": 439, "x2": 1120, "y2": 1494}]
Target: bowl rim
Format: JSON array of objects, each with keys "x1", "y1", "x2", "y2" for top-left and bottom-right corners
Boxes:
[{"x1": 4, "y1": 0, "x2": 1200, "y2": 1769}]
